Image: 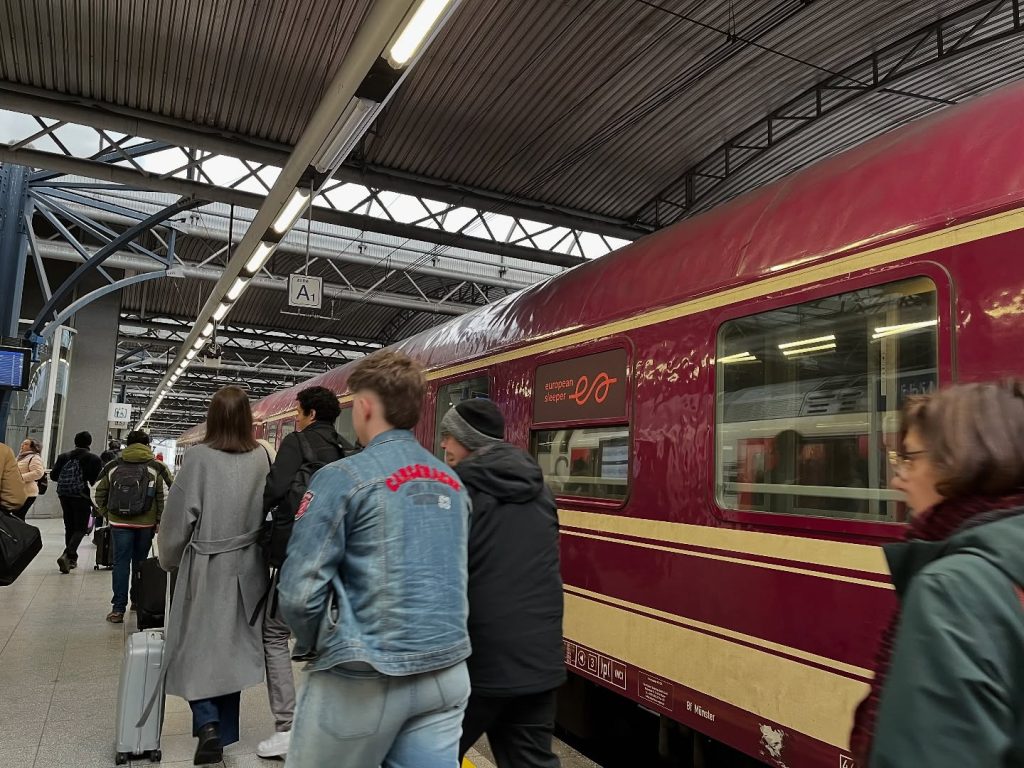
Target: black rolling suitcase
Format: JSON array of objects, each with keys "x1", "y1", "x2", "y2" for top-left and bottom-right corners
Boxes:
[
  {"x1": 135, "y1": 555, "x2": 166, "y2": 631},
  {"x1": 0, "y1": 511, "x2": 43, "y2": 585},
  {"x1": 93, "y1": 524, "x2": 113, "y2": 570}
]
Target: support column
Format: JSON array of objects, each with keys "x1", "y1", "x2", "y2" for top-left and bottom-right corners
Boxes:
[
  {"x1": 60, "y1": 283, "x2": 122, "y2": 458},
  {"x1": 0, "y1": 164, "x2": 31, "y2": 435}
]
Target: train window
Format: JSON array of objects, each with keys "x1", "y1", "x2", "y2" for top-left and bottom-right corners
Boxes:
[
  {"x1": 716, "y1": 277, "x2": 938, "y2": 522},
  {"x1": 336, "y1": 406, "x2": 357, "y2": 450},
  {"x1": 531, "y1": 427, "x2": 629, "y2": 501},
  {"x1": 433, "y1": 376, "x2": 490, "y2": 460},
  {"x1": 279, "y1": 421, "x2": 295, "y2": 446}
]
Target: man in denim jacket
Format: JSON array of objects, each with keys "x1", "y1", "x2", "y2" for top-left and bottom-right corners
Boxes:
[{"x1": 278, "y1": 350, "x2": 472, "y2": 768}]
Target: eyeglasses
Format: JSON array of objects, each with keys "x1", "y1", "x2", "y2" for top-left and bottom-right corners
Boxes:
[{"x1": 888, "y1": 450, "x2": 927, "y2": 474}]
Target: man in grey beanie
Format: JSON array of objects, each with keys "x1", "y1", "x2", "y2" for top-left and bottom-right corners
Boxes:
[{"x1": 441, "y1": 399, "x2": 565, "y2": 768}]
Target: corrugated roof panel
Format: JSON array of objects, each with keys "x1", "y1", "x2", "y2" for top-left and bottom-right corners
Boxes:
[
  {"x1": 0, "y1": 0, "x2": 372, "y2": 145},
  {"x1": 369, "y1": 0, "x2": 1013, "y2": 219}
]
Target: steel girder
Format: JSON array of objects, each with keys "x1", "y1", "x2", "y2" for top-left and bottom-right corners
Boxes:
[
  {"x1": 0, "y1": 128, "x2": 627, "y2": 266},
  {"x1": 0, "y1": 84, "x2": 646, "y2": 242},
  {"x1": 36, "y1": 240, "x2": 476, "y2": 316},
  {"x1": 27, "y1": 194, "x2": 202, "y2": 339},
  {"x1": 633, "y1": 0, "x2": 1024, "y2": 227},
  {"x1": 118, "y1": 314, "x2": 382, "y2": 355}
]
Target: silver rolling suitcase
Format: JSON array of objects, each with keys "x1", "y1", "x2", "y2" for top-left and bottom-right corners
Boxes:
[{"x1": 115, "y1": 629, "x2": 165, "y2": 764}]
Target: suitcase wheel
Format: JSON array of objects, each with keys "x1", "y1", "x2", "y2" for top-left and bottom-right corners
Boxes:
[
  {"x1": 149, "y1": 749, "x2": 162, "y2": 762},
  {"x1": 115, "y1": 752, "x2": 129, "y2": 765}
]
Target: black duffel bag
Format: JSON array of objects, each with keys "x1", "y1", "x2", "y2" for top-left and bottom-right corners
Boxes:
[{"x1": 0, "y1": 510, "x2": 43, "y2": 585}]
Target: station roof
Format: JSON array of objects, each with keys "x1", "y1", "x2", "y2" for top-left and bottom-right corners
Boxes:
[
  {"x1": 4, "y1": 0, "x2": 1021, "y2": 231},
  {"x1": 4, "y1": 0, "x2": 1023, "y2": 433}
]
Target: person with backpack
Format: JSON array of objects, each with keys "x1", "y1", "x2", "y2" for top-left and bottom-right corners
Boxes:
[
  {"x1": 51, "y1": 431, "x2": 103, "y2": 573},
  {"x1": 851, "y1": 381, "x2": 1024, "y2": 766},
  {"x1": 439, "y1": 399, "x2": 566, "y2": 767},
  {"x1": 256, "y1": 385, "x2": 347, "y2": 760},
  {"x1": 94, "y1": 430, "x2": 173, "y2": 624},
  {"x1": 14, "y1": 439, "x2": 45, "y2": 520},
  {"x1": 100, "y1": 439, "x2": 122, "y2": 465}
]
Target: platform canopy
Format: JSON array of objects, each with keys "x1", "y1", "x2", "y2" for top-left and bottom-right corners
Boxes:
[{"x1": 2, "y1": 0, "x2": 1021, "y2": 432}]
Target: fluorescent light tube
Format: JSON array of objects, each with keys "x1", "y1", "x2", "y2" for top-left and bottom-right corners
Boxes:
[
  {"x1": 778, "y1": 334, "x2": 836, "y2": 350},
  {"x1": 200, "y1": 323, "x2": 214, "y2": 337},
  {"x1": 872, "y1": 319, "x2": 937, "y2": 339},
  {"x1": 186, "y1": 349, "x2": 197, "y2": 361},
  {"x1": 244, "y1": 242, "x2": 275, "y2": 275},
  {"x1": 719, "y1": 351, "x2": 757, "y2": 364},
  {"x1": 271, "y1": 189, "x2": 311, "y2": 235},
  {"x1": 782, "y1": 342, "x2": 837, "y2": 357},
  {"x1": 227, "y1": 277, "x2": 248, "y2": 301},
  {"x1": 192, "y1": 338, "x2": 205, "y2": 350},
  {"x1": 388, "y1": 0, "x2": 454, "y2": 66},
  {"x1": 313, "y1": 97, "x2": 377, "y2": 174},
  {"x1": 213, "y1": 302, "x2": 230, "y2": 321}
]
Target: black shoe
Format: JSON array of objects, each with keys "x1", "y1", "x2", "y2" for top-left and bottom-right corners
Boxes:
[
  {"x1": 194, "y1": 723, "x2": 223, "y2": 765},
  {"x1": 57, "y1": 555, "x2": 70, "y2": 574}
]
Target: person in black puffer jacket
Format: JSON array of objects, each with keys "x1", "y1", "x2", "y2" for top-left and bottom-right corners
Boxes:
[{"x1": 441, "y1": 398, "x2": 565, "y2": 768}]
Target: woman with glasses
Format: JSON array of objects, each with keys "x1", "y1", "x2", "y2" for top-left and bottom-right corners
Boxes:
[{"x1": 851, "y1": 381, "x2": 1024, "y2": 767}]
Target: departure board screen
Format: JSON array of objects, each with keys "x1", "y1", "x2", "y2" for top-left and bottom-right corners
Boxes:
[{"x1": 0, "y1": 346, "x2": 30, "y2": 390}]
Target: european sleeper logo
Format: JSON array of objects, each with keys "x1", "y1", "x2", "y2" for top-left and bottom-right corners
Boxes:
[{"x1": 569, "y1": 372, "x2": 618, "y2": 406}]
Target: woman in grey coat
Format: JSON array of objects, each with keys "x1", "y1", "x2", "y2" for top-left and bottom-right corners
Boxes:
[{"x1": 159, "y1": 386, "x2": 270, "y2": 765}]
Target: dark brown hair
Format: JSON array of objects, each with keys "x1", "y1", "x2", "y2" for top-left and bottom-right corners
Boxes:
[
  {"x1": 346, "y1": 350, "x2": 425, "y2": 430},
  {"x1": 901, "y1": 380, "x2": 1024, "y2": 498},
  {"x1": 203, "y1": 386, "x2": 258, "y2": 453}
]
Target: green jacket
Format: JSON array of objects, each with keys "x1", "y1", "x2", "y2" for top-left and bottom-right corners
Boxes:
[
  {"x1": 94, "y1": 444, "x2": 173, "y2": 527},
  {"x1": 870, "y1": 510, "x2": 1024, "y2": 768}
]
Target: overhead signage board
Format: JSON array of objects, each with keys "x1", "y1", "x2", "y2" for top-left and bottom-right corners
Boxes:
[
  {"x1": 108, "y1": 402, "x2": 133, "y2": 429},
  {"x1": 533, "y1": 348, "x2": 628, "y2": 423},
  {"x1": 0, "y1": 345, "x2": 30, "y2": 390},
  {"x1": 288, "y1": 274, "x2": 323, "y2": 309}
]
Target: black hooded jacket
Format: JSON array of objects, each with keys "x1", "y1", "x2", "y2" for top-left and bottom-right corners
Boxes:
[
  {"x1": 263, "y1": 421, "x2": 348, "y2": 515},
  {"x1": 454, "y1": 442, "x2": 566, "y2": 696},
  {"x1": 51, "y1": 446, "x2": 103, "y2": 493}
]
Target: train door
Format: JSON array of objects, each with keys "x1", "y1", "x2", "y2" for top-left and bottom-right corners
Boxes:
[{"x1": 430, "y1": 373, "x2": 490, "y2": 460}]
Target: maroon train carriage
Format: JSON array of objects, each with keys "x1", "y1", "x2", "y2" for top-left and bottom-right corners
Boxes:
[{"x1": 177, "y1": 81, "x2": 1024, "y2": 767}]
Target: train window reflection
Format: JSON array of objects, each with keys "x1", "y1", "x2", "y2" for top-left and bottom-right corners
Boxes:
[
  {"x1": 532, "y1": 427, "x2": 629, "y2": 501},
  {"x1": 715, "y1": 277, "x2": 938, "y2": 522},
  {"x1": 336, "y1": 406, "x2": 357, "y2": 451},
  {"x1": 434, "y1": 376, "x2": 490, "y2": 460}
]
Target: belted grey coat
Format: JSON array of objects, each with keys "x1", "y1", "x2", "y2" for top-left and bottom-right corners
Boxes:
[{"x1": 158, "y1": 444, "x2": 271, "y2": 701}]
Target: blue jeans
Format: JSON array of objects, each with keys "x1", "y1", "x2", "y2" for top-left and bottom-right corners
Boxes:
[
  {"x1": 111, "y1": 526, "x2": 154, "y2": 613},
  {"x1": 288, "y1": 662, "x2": 470, "y2": 768},
  {"x1": 190, "y1": 692, "x2": 240, "y2": 746}
]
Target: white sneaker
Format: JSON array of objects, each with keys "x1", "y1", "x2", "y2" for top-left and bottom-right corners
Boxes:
[{"x1": 257, "y1": 730, "x2": 290, "y2": 759}]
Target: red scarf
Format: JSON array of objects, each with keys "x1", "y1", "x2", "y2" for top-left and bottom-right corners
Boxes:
[{"x1": 849, "y1": 492, "x2": 1024, "y2": 763}]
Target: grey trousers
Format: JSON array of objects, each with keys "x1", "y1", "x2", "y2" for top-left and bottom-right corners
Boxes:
[{"x1": 263, "y1": 596, "x2": 296, "y2": 732}]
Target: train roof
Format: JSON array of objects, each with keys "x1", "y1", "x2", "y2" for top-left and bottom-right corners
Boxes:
[{"x1": 240, "y1": 81, "x2": 1024, "y2": 425}]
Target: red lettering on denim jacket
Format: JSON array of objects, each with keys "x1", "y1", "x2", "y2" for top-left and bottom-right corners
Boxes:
[
  {"x1": 385, "y1": 464, "x2": 461, "y2": 493},
  {"x1": 295, "y1": 491, "x2": 314, "y2": 520}
]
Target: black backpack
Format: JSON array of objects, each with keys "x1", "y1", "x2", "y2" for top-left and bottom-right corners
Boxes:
[
  {"x1": 56, "y1": 456, "x2": 88, "y2": 497},
  {"x1": 107, "y1": 460, "x2": 154, "y2": 517},
  {"x1": 260, "y1": 431, "x2": 344, "y2": 569}
]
